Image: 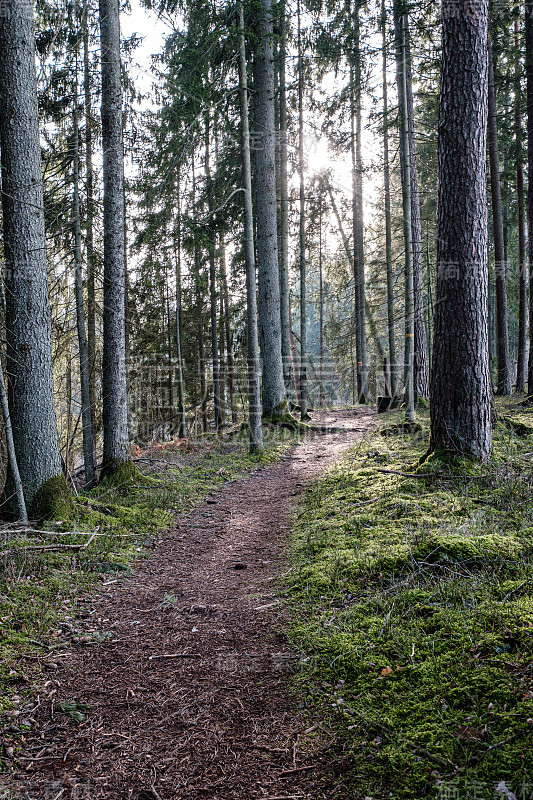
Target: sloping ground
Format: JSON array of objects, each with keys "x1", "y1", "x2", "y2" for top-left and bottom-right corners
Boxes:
[{"x1": 1, "y1": 409, "x2": 374, "y2": 800}]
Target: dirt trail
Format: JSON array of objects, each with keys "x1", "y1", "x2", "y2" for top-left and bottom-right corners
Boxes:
[{"x1": 7, "y1": 409, "x2": 374, "y2": 800}]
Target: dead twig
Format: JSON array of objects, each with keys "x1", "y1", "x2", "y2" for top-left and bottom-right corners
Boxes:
[
  {"x1": 0, "y1": 529, "x2": 98, "y2": 558},
  {"x1": 148, "y1": 653, "x2": 202, "y2": 661},
  {"x1": 279, "y1": 764, "x2": 318, "y2": 776}
]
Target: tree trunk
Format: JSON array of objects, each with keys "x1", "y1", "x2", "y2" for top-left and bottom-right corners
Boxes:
[
  {"x1": 83, "y1": 0, "x2": 97, "y2": 454},
  {"x1": 72, "y1": 63, "x2": 95, "y2": 488},
  {"x1": 402, "y1": 12, "x2": 429, "y2": 400},
  {"x1": 525, "y1": 0, "x2": 533, "y2": 396},
  {"x1": 488, "y1": 39, "x2": 512, "y2": 396},
  {"x1": 174, "y1": 172, "x2": 186, "y2": 438},
  {"x1": 252, "y1": 0, "x2": 286, "y2": 417},
  {"x1": 204, "y1": 114, "x2": 222, "y2": 431},
  {"x1": 349, "y1": 2, "x2": 368, "y2": 402},
  {"x1": 238, "y1": 0, "x2": 263, "y2": 452},
  {"x1": 297, "y1": 0, "x2": 308, "y2": 420},
  {"x1": 220, "y1": 238, "x2": 237, "y2": 423},
  {"x1": 319, "y1": 197, "x2": 324, "y2": 407},
  {"x1": 99, "y1": 0, "x2": 130, "y2": 476},
  {"x1": 430, "y1": 0, "x2": 492, "y2": 460},
  {"x1": 393, "y1": 0, "x2": 415, "y2": 422},
  {"x1": 516, "y1": 18, "x2": 528, "y2": 393},
  {"x1": 278, "y1": 1, "x2": 291, "y2": 391},
  {"x1": 381, "y1": 0, "x2": 398, "y2": 398},
  {"x1": 0, "y1": 0, "x2": 66, "y2": 517}
]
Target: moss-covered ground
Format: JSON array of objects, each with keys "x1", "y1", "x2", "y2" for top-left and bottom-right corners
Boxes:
[
  {"x1": 0, "y1": 430, "x2": 292, "y2": 716},
  {"x1": 287, "y1": 397, "x2": 533, "y2": 800}
]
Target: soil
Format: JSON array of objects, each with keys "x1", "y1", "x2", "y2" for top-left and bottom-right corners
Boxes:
[{"x1": 4, "y1": 408, "x2": 374, "y2": 800}]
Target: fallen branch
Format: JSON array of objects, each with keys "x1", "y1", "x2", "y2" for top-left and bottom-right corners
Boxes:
[
  {"x1": 0, "y1": 529, "x2": 98, "y2": 558},
  {"x1": 148, "y1": 653, "x2": 202, "y2": 660},
  {"x1": 279, "y1": 764, "x2": 318, "y2": 776}
]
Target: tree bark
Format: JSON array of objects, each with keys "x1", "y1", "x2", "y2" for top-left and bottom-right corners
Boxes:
[
  {"x1": 252, "y1": 0, "x2": 286, "y2": 417},
  {"x1": 204, "y1": 114, "x2": 222, "y2": 431},
  {"x1": 0, "y1": 0, "x2": 66, "y2": 516},
  {"x1": 381, "y1": 0, "x2": 398, "y2": 398},
  {"x1": 516, "y1": 18, "x2": 528, "y2": 393},
  {"x1": 99, "y1": 0, "x2": 130, "y2": 476},
  {"x1": 349, "y1": 0, "x2": 368, "y2": 402},
  {"x1": 83, "y1": 0, "x2": 97, "y2": 454},
  {"x1": 278, "y1": 1, "x2": 291, "y2": 390},
  {"x1": 488, "y1": 39, "x2": 512, "y2": 396},
  {"x1": 72, "y1": 61, "x2": 95, "y2": 488},
  {"x1": 238, "y1": 0, "x2": 263, "y2": 451},
  {"x1": 297, "y1": 0, "x2": 308, "y2": 420},
  {"x1": 174, "y1": 172, "x2": 186, "y2": 438},
  {"x1": 393, "y1": 0, "x2": 415, "y2": 421},
  {"x1": 526, "y1": 0, "x2": 533, "y2": 396},
  {"x1": 430, "y1": 0, "x2": 492, "y2": 460},
  {"x1": 219, "y1": 237, "x2": 237, "y2": 423}
]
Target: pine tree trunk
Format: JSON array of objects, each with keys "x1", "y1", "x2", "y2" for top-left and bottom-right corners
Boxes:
[
  {"x1": 72, "y1": 67, "x2": 95, "y2": 488},
  {"x1": 349, "y1": 3, "x2": 368, "y2": 402},
  {"x1": 516, "y1": 18, "x2": 528, "y2": 393},
  {"x1": 401, "y1": 12, "x2": 429, "y2": 400},
  {"x1": 353, "y1": 2, "x2": 368, "y2": 401},
  {"x1": 278, "y1": 2, "x2": 291, "y2": 391},
  {"x1": 83, "y1": 0, "x2": 97, "y2": 455},
  {"x1": 525, "y1": 0, "x2": 533, "y2": 396},
  {"x1": 393, "y1": 1, "x2": 415, "y2": 422},
  {"x1": 174, "y1": 172, "x2": 186, "y2": 438},
  {"x1": 319, "y1": 198, "x2": 324, "y2": 408},
  {"x1": 238, "y1": 0, "x2": 263, "y2": 451},
  {"x1": 297, "y1": 0, "x2": 308, "y2": 420},
  {"x1": 204, "y1": 115, "x2": 222, "y2": 431},
  {"x1": 252, "y1": 0, "x2": 287, "y2": 417},
  {"x1": 99, "y1": 0, "x2": 130, "y2": 476},
  {"x1": 0, "y1": 0, "x2": 66, "y2": 516},
  {"x1": 488, "y1": 40, "x2": 512, "y2": 396},
  {"x1": 430, "y1": 0, "x2": 492, "y2": 460},
  {"x1": 381, "y1": 0, "x2": 398, "y2": 398},
  {"x1": 220, "y1": 238, "x2": 237, "y2": 423}
]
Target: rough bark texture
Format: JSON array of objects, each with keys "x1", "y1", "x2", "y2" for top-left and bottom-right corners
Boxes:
[
  {"x1": 83, "y1": 1, "x2": 97, "y2": 452},
  {"x1": 238, "y1": 1, "x2": 263, "y2": 452},
  {"x1": 219, "y1": 239, "x2": 237, "y2": 424},
  {"x1": 349, "y1": 3, "x2": 368, "y2": 402},
  {"x1": 488, "y1": 41, "x2": 512, "y2": 396},
  {"x1": 401, "y1": 12, "x2": 429, "y2": 400},
  {"x1": 0, "y1": 0, "x2": 65, "y2": 515},
  {"x1": 174, "y1": 175, "x2": 186, "y2": 439},
  {"x1": 526, "y1": 0, "x2": 533, "y2": 396},
  {"x1": 393, "y1": 1, "x2": 415, "y2": 421},
  {"x1": 204, "y1": 116, "x2": 222, "y2": 431},
  {"x1": 278, "y1": 2, "x2": 291, "y2": 391},
  {"x1": 99, "y1": 0, "x2": 130, "y2": 474},
  {"x1": 297, "y1": 0, "x2": 308, "y2": 420},
  {"x1": 430, "y1": 0, "x2": 492, "y2": 460},
  {"x1": 515, "y1": 19, "x2": 528, "y2": 393},
  {"x1": 252, "y1": 0, "x2": 286, "y2": 416},
  {"x1": 381, "y1": 0, "x2": 398, "y2": 398},
  {"x1": 73, "y1": 85, "x2": 95, "y2": 489}
]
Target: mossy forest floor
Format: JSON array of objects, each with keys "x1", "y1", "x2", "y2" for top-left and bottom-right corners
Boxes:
[{"x1": 289, "y1": 396, "x2": 533, "y2": 799}]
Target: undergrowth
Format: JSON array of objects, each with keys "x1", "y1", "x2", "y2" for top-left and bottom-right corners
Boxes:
[
  {"x1": 0, "y1": 430, "x2": 292, "y2": 718},
  {"x1": 288, "y1": 397, "x2": 533, "y2": 800}
]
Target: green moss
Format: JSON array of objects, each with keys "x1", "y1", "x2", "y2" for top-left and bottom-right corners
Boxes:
[
  {"x1": 33, "y1": 474, "x2": 74, "y2": 520},
  {"x1": 99, "y1": 458, "x2": 140, "y2": 486},
  {"x1": 288, "y1": 399, "x2": 533, "y2": 799}
]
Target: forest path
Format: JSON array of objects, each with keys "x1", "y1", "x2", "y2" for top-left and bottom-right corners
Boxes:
[{"x1": 8, "y1": 408, "x2": 374, "y2": 800}]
